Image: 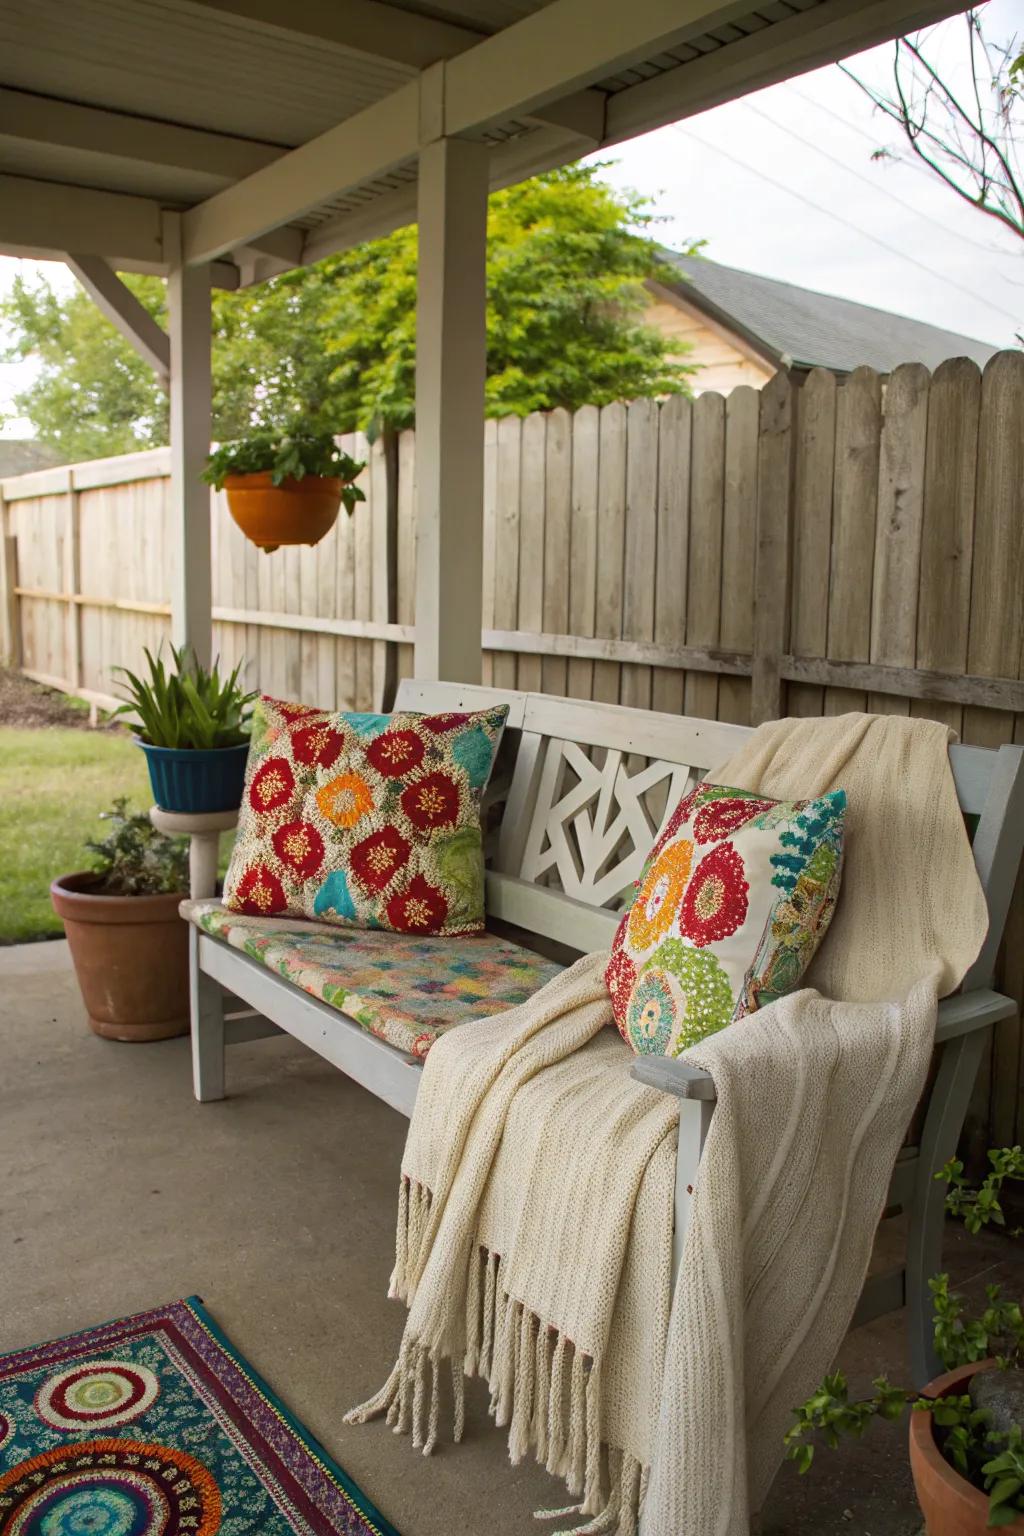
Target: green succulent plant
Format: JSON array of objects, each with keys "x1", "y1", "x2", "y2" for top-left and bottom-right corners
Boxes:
[
  {"x1": 113, "y1": 644, "x2": 256, "y2": 751},
  {"x1": 85, "y1": 798, "x2": 189, "y2": 896}
]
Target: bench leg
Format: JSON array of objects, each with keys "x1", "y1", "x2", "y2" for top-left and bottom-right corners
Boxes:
[
  {"x1": 190, "y1": 928, "x2": 226, "y2": 1102},
  {"x1": 906, "y1": 1026, "x2": 989, "y2": 1387}
]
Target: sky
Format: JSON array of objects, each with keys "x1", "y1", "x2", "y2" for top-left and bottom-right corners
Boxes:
[{"x1": 1, "y1": 0, "x2": 1021, "y2": 437}]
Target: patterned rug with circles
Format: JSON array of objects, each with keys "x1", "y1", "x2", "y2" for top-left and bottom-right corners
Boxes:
[{"x1": 0, "y1": 1297, "x2": 398, "y2": 1536}]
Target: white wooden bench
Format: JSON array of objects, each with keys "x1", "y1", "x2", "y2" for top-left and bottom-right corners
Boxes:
[{"x1": 189, "y1": 680, "x2": 1024, "y2": 1387}]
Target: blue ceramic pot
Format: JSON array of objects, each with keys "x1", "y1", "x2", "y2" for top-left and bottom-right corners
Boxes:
[{"x1": 136, "y1": 739, "x2": 250, "y2": 814}]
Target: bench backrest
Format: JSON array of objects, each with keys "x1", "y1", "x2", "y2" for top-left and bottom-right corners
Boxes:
[{"x1": 395, "y1": 680, "x2": 1024, "y2": 989}]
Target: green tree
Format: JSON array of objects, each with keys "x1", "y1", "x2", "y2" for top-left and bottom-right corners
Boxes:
[{"x1": 1, "y1": 165, "x2": 695, "y2": 459}]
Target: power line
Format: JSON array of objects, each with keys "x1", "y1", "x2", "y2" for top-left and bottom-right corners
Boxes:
[
  {"x1": 669, "y1": 122, "x2": 1021, "y2": 327},
  {"x1": 781, "y1": 78, "x2": 1017, "y2": 258},
  {"x1": 743, "y1": 97, "x2": 1011, "y2": 259}
]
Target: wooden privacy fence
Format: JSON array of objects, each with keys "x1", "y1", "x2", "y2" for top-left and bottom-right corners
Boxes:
[{"x1": 2, "y1": 351, "x2": 1024, "y2": 1152}]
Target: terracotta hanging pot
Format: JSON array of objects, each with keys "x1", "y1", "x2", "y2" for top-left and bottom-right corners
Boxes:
[
  {"x1": 909, "y1": 1360, "x2": 1024, "y2": 1535},
  {"x1": 224, "y1": 471, "x2": 343, "y2": 553}
]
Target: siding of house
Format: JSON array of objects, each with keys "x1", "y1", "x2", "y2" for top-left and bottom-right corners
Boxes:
[{"x1": 643, "y1": 294, "x2": 775, "y2": 395}]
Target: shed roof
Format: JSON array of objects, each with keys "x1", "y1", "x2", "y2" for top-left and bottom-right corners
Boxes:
[{"x1": 660, "y1": 252, "x2": 999, "y2": 374}]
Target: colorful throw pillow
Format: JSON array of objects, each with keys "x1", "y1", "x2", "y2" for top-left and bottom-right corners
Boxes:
[
  {"x1": 223, "y1": 697, "x2": 509, "y2": 937},
  {"x1": 605, "y1": 781, "x2": 846, "y2": 1056}
]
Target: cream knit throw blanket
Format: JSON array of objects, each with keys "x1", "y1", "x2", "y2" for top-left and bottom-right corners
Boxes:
[{"x1": 347, "y1": 713, "x2": 988, "y2": 1535}]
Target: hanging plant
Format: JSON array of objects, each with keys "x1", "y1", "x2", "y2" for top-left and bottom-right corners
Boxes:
[{"x1": 203, "y1": 429, "x2": 366, "y2": 553}]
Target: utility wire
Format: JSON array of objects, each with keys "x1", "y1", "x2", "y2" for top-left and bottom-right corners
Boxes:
[
  {"x1": 744, "y1": 97, "x2": 1013, "y2": 259},
  {"x1": 670, "y1": 122, "x2": 1021, "y2": 327},
  {"x1": 780, "y1": 79, "x2": 1018, "y2": 258}
]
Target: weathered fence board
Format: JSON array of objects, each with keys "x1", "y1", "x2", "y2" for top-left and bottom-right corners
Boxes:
[{"x1": 5, "y1": 355, "x2": 1024, "y2": 1150}]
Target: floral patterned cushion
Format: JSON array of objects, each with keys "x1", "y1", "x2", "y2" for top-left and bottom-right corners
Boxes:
[
  {"x1": 222, "y1": 696, "x2": 508, "y2": 937},
  {"x1": 195, "y1": 905, "x2": 561, "y2": 1059},
  {"x1": 605, "y1": 781, "x2": 847, "y2": 1057}
]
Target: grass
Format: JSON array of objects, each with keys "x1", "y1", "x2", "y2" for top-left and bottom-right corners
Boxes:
[{"x1": 0, "y1": 727, "x2": 152, "y2": 943}]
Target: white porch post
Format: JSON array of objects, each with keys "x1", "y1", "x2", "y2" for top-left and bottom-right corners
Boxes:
[
  {"x1": 164, "y1": 212, "x2": 213, "y2": 669},
  {"x1": 414, "y1": 135, "x2": 489, "y2": 683}
]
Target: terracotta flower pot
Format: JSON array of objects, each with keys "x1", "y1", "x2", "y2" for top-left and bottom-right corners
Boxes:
[
  {"x1": 223, "y1": 471, "x2": 343, "y2": 553},
  {"x1": 51, "y1": 873, "x2": 189, "y2": 1042},
  {"x1": 910, "y1": 1359, "x2": 1024, "y2": 1534}
]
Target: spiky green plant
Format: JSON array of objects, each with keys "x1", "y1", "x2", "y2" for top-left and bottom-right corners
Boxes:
[{"x1": 112, "y1": 644, "x2": 256, "y2": 750}]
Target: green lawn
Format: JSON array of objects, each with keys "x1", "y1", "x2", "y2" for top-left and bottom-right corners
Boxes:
[{"x1": 0, "y1": 727, "x2": 153, "y2": 943}]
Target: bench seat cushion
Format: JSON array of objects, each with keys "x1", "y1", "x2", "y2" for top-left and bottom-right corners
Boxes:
[{"x1": 193, "y1": 904, "x2": 563, "y2": 1060}]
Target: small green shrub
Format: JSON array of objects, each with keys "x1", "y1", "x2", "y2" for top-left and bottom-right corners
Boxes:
[
  {"x1": 113, "y1": 644, "x2": 256, "y2": 750},
  {"x1": 786, "y1": 1148, "x2": 1024, "y2": 1526},
  {"x1": 203, "y1": 429, "x2": 366, "y2": 515},
  {"x1": 86, "y1": 797, "x2": 188, "y2": 896}
]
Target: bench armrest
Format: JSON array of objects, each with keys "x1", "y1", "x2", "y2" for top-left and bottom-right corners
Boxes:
[
  {"x1": 630, "y1": 1057, "x2": 717, "y2": 1101},
  {"x1": 936, "y1": 988, "x2": 1016, "y2": 1041},
  {"x1": 629, "y1": 989, "x2": 1015, "y2": 1105}
]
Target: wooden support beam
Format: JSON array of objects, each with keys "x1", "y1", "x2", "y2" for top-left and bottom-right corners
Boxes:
[
  {"x1": 181, "y1": 82, "x2": 419, "y2": 264},
  {"x1": 0, "y1": 175, "x2": 163, "y2": 266},
  {"x1": 0, "y1": 87, "x2": 283, "y2": 186},
  {"x1": 180, "y1": 0, "x2": 758, "y2": 263},
  {"x1": 182, "y1": 0, "x2": 487, "y2": 70},
  {"x1": 65, "y1": 255, "x2": 171, "y2": 387},
  {"x1": 165, "y1": 214, "x2": 213, "y2": 668},
  {"x1": 414, "y1": 137, "x2": 488, "y2": 685}
]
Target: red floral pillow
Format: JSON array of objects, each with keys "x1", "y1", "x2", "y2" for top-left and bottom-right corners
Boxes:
[
  {"x1": 223, "y1": 698, "x2": 508, "y2": 936},
  {"x1": 605, "y1": 780, "x2": 846, "y2": 1057}
]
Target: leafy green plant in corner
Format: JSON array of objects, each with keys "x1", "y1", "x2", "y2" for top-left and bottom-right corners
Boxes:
[
  {"x1": 202, "y1": 429, "x2": 366, "y2": 515},
  {"x1": 786, "y1": 1147, "x2": 1024, "y2": 1527},
  {"x1": 113, "y1": 644, "x2": 257, "y2": 750},
  {"x1": 85, "y1": 797, "x2": 188, "y2": 896}
]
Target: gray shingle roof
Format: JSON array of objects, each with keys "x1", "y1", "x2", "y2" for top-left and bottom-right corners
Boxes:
[{"x1": 659, "y1": 251, "x2": 999, "y2": 375}]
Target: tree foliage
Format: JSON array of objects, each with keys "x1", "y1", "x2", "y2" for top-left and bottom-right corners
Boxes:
[
  {"x1": 1, "y1": 165, "x2": 696, "y2": 460},
  {"x1": 843, "y1": 9, "x2": 1024, "y2": 243}
]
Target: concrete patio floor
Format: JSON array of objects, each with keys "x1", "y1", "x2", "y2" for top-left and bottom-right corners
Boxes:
[{"x1": 2, "y1": 939, "x2": 1020, "y2": 1536}]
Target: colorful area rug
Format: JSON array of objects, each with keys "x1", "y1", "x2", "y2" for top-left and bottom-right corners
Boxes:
[{"x1": 0, "y1": 1297, "x2": 398, "y2": 1536}]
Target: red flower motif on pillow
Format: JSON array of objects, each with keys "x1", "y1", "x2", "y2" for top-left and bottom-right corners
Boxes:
[
  {"x1": 272, "y1": 699, "x2": 322, "y2": 721},
  {"x1": 692, "y1": 796, "x2": 773, "y2": 844},
  {"x1": 647, "y1": 785, "x2": 702, "y2": 864},
  {"x1": 385, "y1": 873, "x2": 449, "y2": 934},
  {"x1": 604, "y1": 947, "x2": 637, "y2": 1033},
  {"x1": 234, "y1": 862, "x2": 287, "y2": 915},
  {"x1": 401, "y1": 772, "x2": 460, "y2": 832},
  {"x1": 350, "y1": 826, "x2": 411, "y2": 894},
  {"x1": 249, "y1": 756, "x2": 296, "y2": 813},
  {"x1": 365, "y1": 728, "x2": 425, "y2": 778},
  {"x1": 271, "y1": 819, "x2": 325, "y2": 880},
  {"x1": 290, "y1": 721, "x2": 346, "y2": 769},
  {"x1": 423, "y1": 712, "x2": 470, "y2": 734},
  {"x1": 679, "y1": 842, "x2": 749, "y2": 947}
]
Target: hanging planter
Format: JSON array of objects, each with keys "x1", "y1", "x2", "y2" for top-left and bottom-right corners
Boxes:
[{"x1": 204, "y1": 429, "x2": 366, "y2": 554}]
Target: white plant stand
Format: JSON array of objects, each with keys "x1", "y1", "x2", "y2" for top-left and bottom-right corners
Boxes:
[{"x1": 149, "y1": 806, "x2": 238, "y2": 899}]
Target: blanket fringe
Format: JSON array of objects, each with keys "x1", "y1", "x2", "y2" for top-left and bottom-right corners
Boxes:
[{"x1": 350, "y1": 1180, "x2": 646, "y2": 1536}]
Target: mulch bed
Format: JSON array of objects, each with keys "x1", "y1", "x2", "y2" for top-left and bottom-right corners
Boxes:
[{"x1": 0, "y1": 669, "x2": 117, "y2": 730}]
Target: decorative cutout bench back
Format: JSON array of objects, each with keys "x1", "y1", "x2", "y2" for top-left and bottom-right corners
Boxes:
[{"x1": 396, "y1": 680, "x2": 1022, "y2": 988}]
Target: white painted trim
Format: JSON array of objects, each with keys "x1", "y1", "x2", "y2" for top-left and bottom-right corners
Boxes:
[
  {"x1": 65, "y1": 255, "x2": 170, "y2": 387},
  {"x1": 181, "y1": 82, "x2": 420, "y2": 265},
  {"x1": 413, "y1": 137, "x2": 489, "y2": 685},
  {"x1": 0, "y1": 87, "x2": 283, "y2": 185},
  {"x1": 166, "y1": 215, "x2": 213, "y2": 668},
  {"x1": 0, "y1": 175, "x2": 163, "y2": 266}
]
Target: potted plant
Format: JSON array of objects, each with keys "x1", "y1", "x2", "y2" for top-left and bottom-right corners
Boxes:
[
  {"x1": 51, "y1": 799, "x2": 191, "y2": 1042},
  {"x1": 786, "y1": 1147, "x2": 1024, "y2": 1531},
  {"x1": 114, "y1": 644, "x2": 256, "y2": 814},
  {"x1": 202, "y1": 428, "x2": 366, "y2": 552}
]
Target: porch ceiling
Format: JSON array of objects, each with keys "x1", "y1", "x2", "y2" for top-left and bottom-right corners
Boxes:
[{"x1": 0, "y1": 0, "x2": 966, "y2": 285}]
